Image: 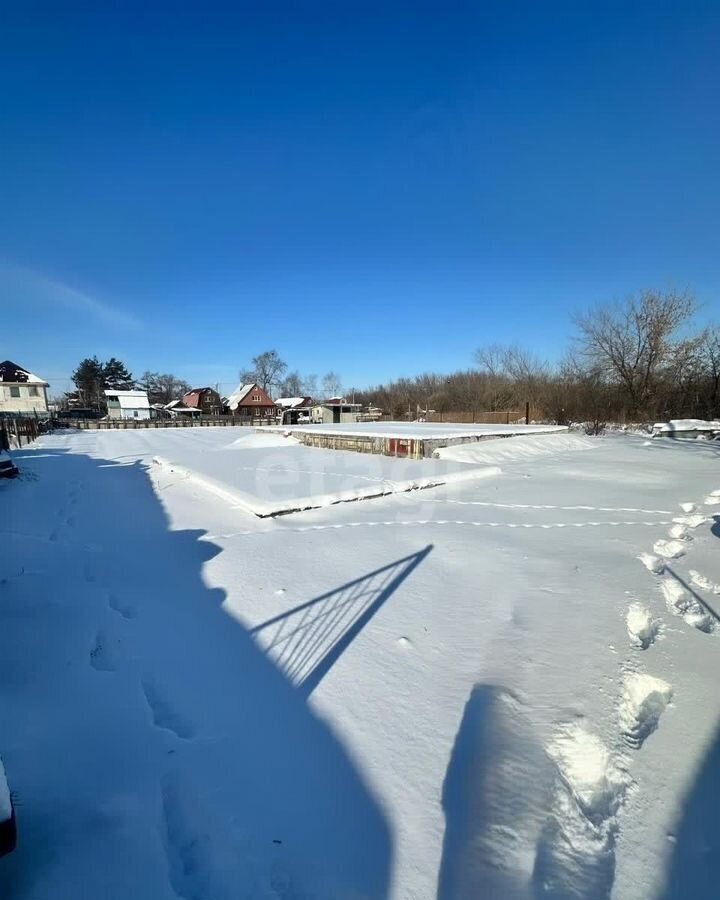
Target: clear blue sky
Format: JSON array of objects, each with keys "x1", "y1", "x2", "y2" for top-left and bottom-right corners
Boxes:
[{"x1": 3, "y1": 1, "x2": 720, "y2": 397}]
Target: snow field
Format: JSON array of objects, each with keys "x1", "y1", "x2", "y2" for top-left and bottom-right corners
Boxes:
[{"x1": 2, "y1": 430, "x2": 720, "y2": 899}]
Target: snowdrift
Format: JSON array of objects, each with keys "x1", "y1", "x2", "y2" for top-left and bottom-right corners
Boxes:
[
  {"x1": 153, "y1": 455, "x2": 501, "y2": 516},
  {"x1": 652, "y1": 419, "x2": 720, "y2": 438},
  {"x1": 432, "y1": 432, "x2": 597, "y2": 465}
]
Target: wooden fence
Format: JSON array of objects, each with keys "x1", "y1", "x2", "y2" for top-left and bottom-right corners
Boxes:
[
  {"x1": 67, "y1": 415, "x2": 271, "y2": 430},
  {"x1": 0, "y1": 416, "x2": 42, "y2": 449}
]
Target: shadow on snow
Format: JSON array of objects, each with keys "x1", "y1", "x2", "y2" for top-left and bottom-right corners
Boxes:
[
  {"x1": 0, "y1": 448, "x2": 427, "y2": 898},
  {"x1": 250, "y1": 546, "x2": 432, "y2": 698}
]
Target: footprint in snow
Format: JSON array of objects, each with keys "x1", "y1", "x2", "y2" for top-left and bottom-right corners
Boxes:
[
  {"x1": 534, "y1": 723, "x2": 630, "y2": 899},
  {"x1": 619, "y1": 672, "x2": 673, "y2": 749},
  {"x1": 689, "y1": 570, "x2": 720, "y2": 595},
  {"x1": 108, "y1": 593, "x2": 137, "y2": 619},
  {"x1": 668, "y1": 523, "x2": 692, "y2": 542},
  {"x1": 661, "y1": 578, "x2": 714, "y2": 633},
  {"x1": 638, "y1": 552, "x2": 664, "y2": 575},
  {"x1": 653, "y1": 539, "x2": 687, "y2": 560},
  {"x1": 142, "y1": 677, "x2": 195, "y2": 740},
  {"x1": 626, "y1": 602, "x2": 659, "y2": 650},
  {"x1": 90, "y1": 629, "x2": 121, "y2": 672}
]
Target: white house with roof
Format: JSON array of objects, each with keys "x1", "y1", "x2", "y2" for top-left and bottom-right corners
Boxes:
[
  {"x1": 275, "y1": 396, "x2": 313, "y2": 424},
  {"x1": 312, "y1": 397, "x2": 362, "y2": 425},
  {"x1": 0, "y1": 360, "x2": 50, "y2": 414},
  {"x1": 104, "y1": 389, "x2": 151, "y2": 420}
]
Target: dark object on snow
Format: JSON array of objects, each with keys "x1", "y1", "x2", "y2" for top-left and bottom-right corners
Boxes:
[
  {"x1": 0, "y1": 807, "x2": 17, "y2": 857},
  {"x1": 0, "y1": 453, "x2": 18, "y2": 478}
]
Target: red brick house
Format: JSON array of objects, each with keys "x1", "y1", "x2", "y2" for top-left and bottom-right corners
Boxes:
[
  {"x1": 225, "y1": 382, "x2": 276, "y2": 421},
  {"x1": 182, "y1": 387, "x2": 223, "y2": 415}
]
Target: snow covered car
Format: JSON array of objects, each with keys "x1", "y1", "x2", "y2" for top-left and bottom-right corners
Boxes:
[
  {"x1": 0, "y1": 758, "x2": 16, "y2": 857},
  {"x1": 0, "y1": 450, "x2": 18, "y2": 478}
]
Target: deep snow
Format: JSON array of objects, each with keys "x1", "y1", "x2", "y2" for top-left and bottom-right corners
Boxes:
[
  {"x1": 1, "y1": 428, "x2": 719, "y2": 899},
  {"x1": 270, "y1": 422, "x2": 567, "y2": 439}
]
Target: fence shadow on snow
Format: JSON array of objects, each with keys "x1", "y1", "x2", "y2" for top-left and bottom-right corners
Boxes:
[{"x1": 250, "y1": 546, "x2": 432, "y2": 697}]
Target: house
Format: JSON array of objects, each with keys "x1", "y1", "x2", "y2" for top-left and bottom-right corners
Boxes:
[
  {"x1": 225, "y1": 383, "x2": 276, "y2": 422},
  {"x1": 182, "y1": 387, "x2": 223, "y2": 416},
  {"x1": 312, "y1": 398, "x2": 362, "y2": 425},
  {"x1": 104, "y1": 390, "x2": 151, "y2": 420},
  {"x1": 0, "y1": 360, "x2": 49, "y2": 415},
  {"x1": 164, "y1": 399, "x2": 201, "y2": 418},
  {"x1": 275, "y1": 396, "x2": 313, "y2": 425}
]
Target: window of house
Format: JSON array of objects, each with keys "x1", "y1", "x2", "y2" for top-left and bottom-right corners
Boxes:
[
  {"x1": 253, "y1": 394, "x2": 261, "y2": 402},
  {"x1": 10, "y1": 386, "x2": 21, "y2": 398},
  {"x1": 29, "y1": 386, "x2": 39, "y2": 397}
]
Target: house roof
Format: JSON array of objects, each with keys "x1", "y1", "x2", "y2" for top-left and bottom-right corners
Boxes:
[
  {"x1": 318, "y1": 398, "x2": 362, "y2": 408},
  {"x1": 103, "y1": 389, "x2": 151, "y2": 410},
  {"x1": 226, "y1": 383, "x2": 255, "y2": 409},
  {"x1": 226, "y1": 382, "x2": 275, "y2": 410},
  {"x1": 275, "y1": 396, "x2": 313, "y2": 408},
  {"x1": 184, "y1": 387, "x2": 217, "y2": 397},
  {"x1": 0, "y1": 360, "x2": 48, "y2": 386}
]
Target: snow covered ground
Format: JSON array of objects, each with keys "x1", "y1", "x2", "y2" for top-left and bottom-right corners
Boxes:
[
  {"x1": 270, "y1": 422, "x2": 567, "y2": 439},
  {"x1": 0, "y1": 427, "x2": 719, "y2": 899},
  {"x1": 145, "y1": 428, "x2": 500, "y2": 516}
]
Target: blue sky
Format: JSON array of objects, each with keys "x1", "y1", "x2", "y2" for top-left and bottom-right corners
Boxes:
[{"x1": 3, "y1": 1, "x2": 720, "y2": 397}]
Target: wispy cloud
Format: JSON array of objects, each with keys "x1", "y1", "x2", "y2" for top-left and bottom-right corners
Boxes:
[{"x1": 0, "y1": 262, "x2": 142, "y2": 329}]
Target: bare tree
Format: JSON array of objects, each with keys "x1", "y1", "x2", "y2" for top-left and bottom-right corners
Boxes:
[
  {"x1": 303, "y1": 373, "x2": 318, "y2": 397},
  {"x1": 322, "y1": 371, "x2": 343, "y2": 398},
  {"x1": 574, "y1": 290, "x2": 696, "y2": 416},
  {"x1": 474, "y1": 344, "x2": 507, "y2": 378},
  {"x1": 241, "y1": 350, "x2": 288, "y2": 395},
  {"x1": 280, "y1": 371, "x2": 304, "y2": 397},
  {"x1": 139, "y1": 371, "x2": 192, "y2": 405},
  {"x1": 701, "y1": 327, "x2": 720, "y2": 418}
]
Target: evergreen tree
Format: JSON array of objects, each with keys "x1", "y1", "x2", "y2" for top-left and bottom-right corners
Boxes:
[
  {"x1": 71, "y1": 356, "x2": 105, "y2": 408},
  {"x1": 103, "y1": 358, "x2": 135, "y2": 390}
]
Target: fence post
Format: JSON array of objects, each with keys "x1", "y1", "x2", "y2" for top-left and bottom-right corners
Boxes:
[{"x1": 525, "y1": 401, "x2": 530, "y2": 425}]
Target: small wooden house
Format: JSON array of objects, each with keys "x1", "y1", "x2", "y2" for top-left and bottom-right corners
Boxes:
[
  {"x1": 225, "y1": 383, "x2": 276, "y2": 421},
  {"x1": 182, "y1": 387, "x2": 223, "y2": 416}
]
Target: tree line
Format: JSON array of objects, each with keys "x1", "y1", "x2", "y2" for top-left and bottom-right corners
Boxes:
[
  {"x1": 66, "y1": 351, "x2": 345, "y2": 411},
  {"x1": 66, "y1": 291, "x2": 719, "y2": 424},
  {"x1": 353, "y1": 290, "x2": 720, "y2": 425},
  {"x1": 68, "y1": 357, "x2": 193, "y2": 408}
]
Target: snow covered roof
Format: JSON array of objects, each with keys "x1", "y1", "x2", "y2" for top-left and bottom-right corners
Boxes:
[
  {"x1": 104, "y1": 390, "x2": 150, "y2": 410},
  {"x1": 652, "y1": 419, "x2": 720, "y2": 434},
  {"x1": 318, "y1": 398, "x2": 362, "y2": 408},
  {"x1": 0, "y1": 360, "x2": 48, "y2": 385},
  {"x1": 225, "y1": 383, "x2": 255, "y2": 410},
  {"x1": 275, "y1": 396, "x2": 312, "y2": 409}
]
